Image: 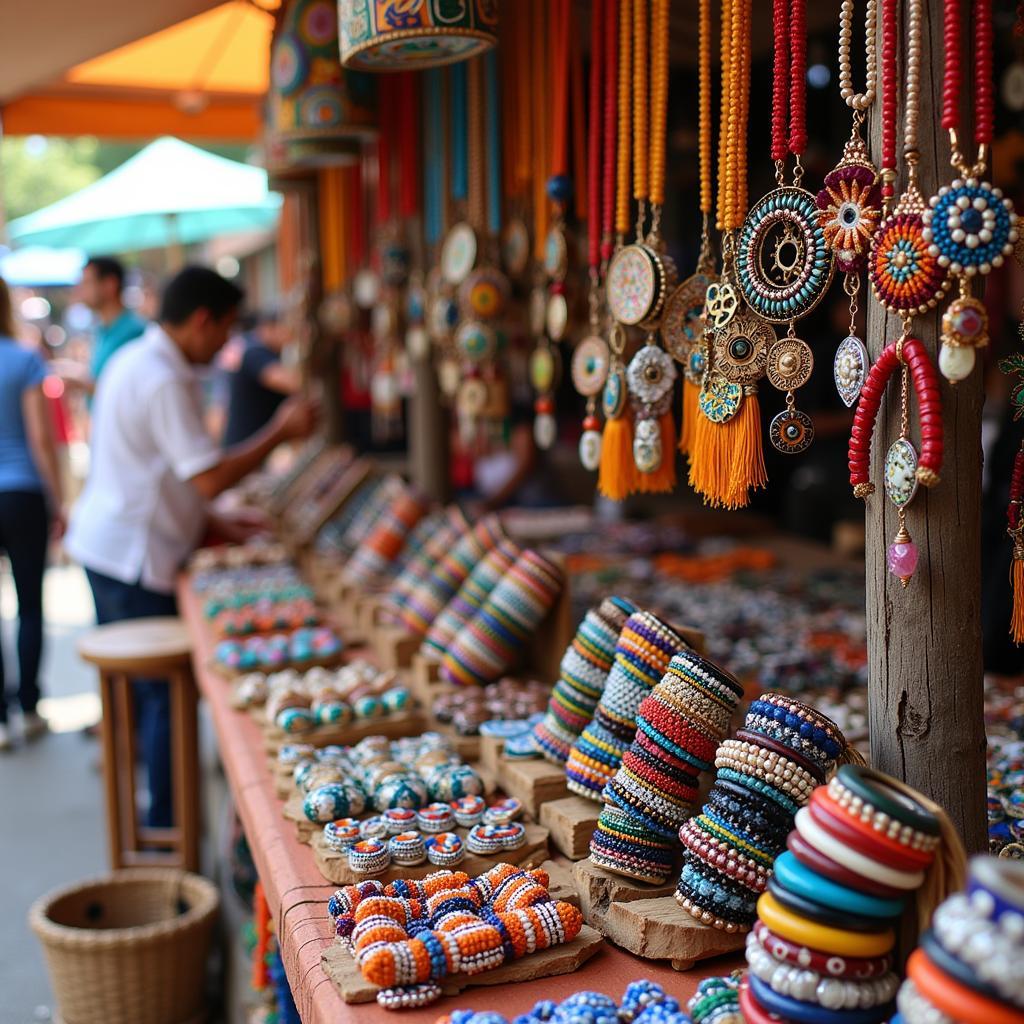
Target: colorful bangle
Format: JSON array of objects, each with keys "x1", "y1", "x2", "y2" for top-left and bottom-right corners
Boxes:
[
  {"x1": 835, "y1": 764, "x2": 941, "y2": 838},
  {"x1": 752, "y1": 921, "x2": 893, "y2": 981},
  {"x1": 767, "y1": 875, "x2": 891, "y2": 934},
  {"x1": 967, "y1": 856, "x2": 1024, "y2": 921},
  {"x1": 773, "y1": 851, "x2": 906, "y2": 920},
  {"x1": 716, "y1": 768, "x2": 801, "y2": 815},
  {"x1": 827, "y1": 776, "x2": 940, "y2": 853},
  {"x1": 795, "y1": 808, "x2": 925, "y2": 891},
  {"x1": 417, "y1": 803, "x2": 456, "y2": 833},
  {"x1": 756, "y1": 891, "x2": 896, "y2": 958},
  {"x1": 349, "y1": 839, "x2": 391, "y2": 875},
  {"x1": 907, "y1": 948, "x2": 1024, "y2": 1024},
  {"x1": 746, "y1": 972, "x2": 894, "y2": 1024},
  {"x1": 756, "y1": 694, "x2": 844, "y2": 755},
  {"x1": 810, "y1": 788, "x2": 936, "y2": 871},
  {"x1": 425, "y1": 832, "x2": 466, "y2": 867},
  {"x1": 734, "y1": 729, "x2": 827, "y2": 783},
  {"x1": 786, "y1": 829, "x2": 908, "y2": 900},
  {"x1": 919, "y1": 929, "x2": 1009, "y2": 1005},
  {"x1": 896, "y1": 978, "x2": 957, "y2": 1024}
]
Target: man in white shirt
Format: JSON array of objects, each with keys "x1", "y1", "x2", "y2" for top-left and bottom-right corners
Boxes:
[{"x1": 67, "y1": 265, "x2": 317, "y2": 828}]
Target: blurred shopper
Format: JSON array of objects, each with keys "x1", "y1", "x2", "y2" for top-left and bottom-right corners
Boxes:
[
  {"x1": 222, "y1": 313, "x2": 301, "y2": 446},
  {"x1": 59, "y1": 256, "x2": 146, "y2": 397},
  {"x1": 0, "y1": 277, "x2": 65, "y2": 750},
  {"x1": 66, "y1": 266, "x2": 318, "y2": 826}
]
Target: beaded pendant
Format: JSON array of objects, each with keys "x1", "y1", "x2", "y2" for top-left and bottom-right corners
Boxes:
[
  {"x1": 816, "y1": 134, "x2": 882, "y2": 275},
  {"x1": 737, "y1": 187, "x2": 835, "y2": 324}
]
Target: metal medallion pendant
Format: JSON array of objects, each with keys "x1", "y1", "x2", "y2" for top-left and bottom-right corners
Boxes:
[
  {"x1": 626, "y1": 345, "x2": 676, "y2": 409},
  {"x1": 704, "y1": 281, "x2": 739, "y2": 330},
  {"x1": 834, "y1": 335, "x2": 868, "y2": 407},
  {"x1": 501, "y1": 218, "x2": 531, "y2": 279},
  {"x1": 712, "y1": 314, "x2": 773, "y2": 385},
  {"x1": 571, "y1": 336, "x2": 611, "y2": 397},
  {"x1": 579, "y1": 426, "x2": 602, "y2": 471},
  {"x1": 441, "y1": 222, "x2": 478, "y2": 285},
  {"x1": 602, "y1": 365, "x2": 628, "y2": 420},
  {"x1": 459, "y1": 267, "x2": 508, "y2": 321},
  {"x1": 770, "y1": 409, "x2": 815, "y2": 454},
  {"x1": 884, "y1": 438, "x2": 919, "y2": 508},
  {"x1": 544, "y1": 226, "x2": 569, "y2": 280},
  {"x1": 529, "y1": 345, "x2": 560, "y2": 394},
  {"x1": 922, "y1": 178, "x2": 1019, "y2": 277},
  {"x1": 456, "y1": 321, "x2": 497, "y2": 363},
  {"x1": 699, "y1": 375, "x2": 743, "y2": 424},
  {"x1": 607, "y1": 243, "x2": 674, "y2": 327},
  {"x1": 737, "y1": 187, "x2": 835, "y2": 323},
  {"x1": 815, "y1": 137, "x2": 882, "y2": 274},
  {"x1": 428, "y1": 295, "x2": 459, "y2": 339},
  {"x1": 633, "y1": 417, "x2": 662, "y2": 474},
  {"x1": 767, "y1": 338, "x2": 814, "y2": 392},
  {"x1": 546, "y1": 293, "x2": 569, "y2": 342},
  {"x1": 869, "y1": 205, "x2": 949, "y2": 314},
  {"x1": 662, "y1": 273, "x2": 711, "y2": 365}
]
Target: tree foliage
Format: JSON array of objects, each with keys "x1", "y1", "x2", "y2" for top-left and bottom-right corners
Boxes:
[{"x1": 1, "y1": 136, "x2": 106, "y2": 224}]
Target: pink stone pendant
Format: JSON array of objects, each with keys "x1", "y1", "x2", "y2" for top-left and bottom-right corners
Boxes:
[{"x1": 887, "y1": 525, "x2": 919, "y2": 588}]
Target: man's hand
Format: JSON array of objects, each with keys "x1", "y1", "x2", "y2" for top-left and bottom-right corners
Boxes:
[
  {"x1": 207, "y1": 506, "x2": 271, "y2": 544},
  {"x1": 271, "y1": 394, "x2": 321, "y2": 442}
]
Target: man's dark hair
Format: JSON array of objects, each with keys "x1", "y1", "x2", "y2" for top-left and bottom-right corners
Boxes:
[
  {"x1": 85, "y1": 256, "x2": 125, "y2": 290},
  {"x1": 159, "y1": 265, "x2": 245, "y2": 326}
]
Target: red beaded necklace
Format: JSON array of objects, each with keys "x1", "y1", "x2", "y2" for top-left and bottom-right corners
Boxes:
[{"x1": 1008, "y1": 440, "x2": 1024, "y2": 643}]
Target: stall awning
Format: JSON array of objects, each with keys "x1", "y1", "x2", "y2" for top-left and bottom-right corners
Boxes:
[{"x1": 1, "y1": 1, "x2": 275, "y2": 141}]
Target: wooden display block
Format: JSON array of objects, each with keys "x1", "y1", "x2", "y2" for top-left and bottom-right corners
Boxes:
[
  {"x1": 311, "y1": 822, "x2": 551, "y2": 885},
  {"x1": 540, "y1": 796, "x2": 600, "y2": 860},
  {"x1": 572, "y1": 859, "x2": 677, "y2": 931},
  {"x1": 373, "y1": 623, "x2": 420, "y2": 670},
  {"x1": 479, "y1": 733, "x2": 505, "y2": 777},
  {"x1": 321, "y1": 924, "x2": 604, "y2": 1004},
  {"x1": 409, "y1": 651, "x2": 443, "y2": 702},
  {"x1": 353, "y1": 593, "x2": 385, "y2": 644},
  {"x1": 263, "y1": 709, "x2": 427, "y2": 757},
  {"x1": 498, "y1": 756, "x2": 569, "y2": 818},
  {"x1": 602, "y1": 897, "x2": 745, "y2": 971}
]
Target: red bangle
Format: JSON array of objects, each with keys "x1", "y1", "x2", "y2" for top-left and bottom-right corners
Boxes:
[
  {"x1": 752, "y1": 921, "x2": 893, "y2": 980},
  {"x1": 809, "y1": 789, "x2": 934, "y2": 872},
  {"x1": 738, "y1": 979, "x2": 778, "y2": 1024},
  {"x1": 787, "y1": 830, "x2": 908, "y2": 900},
  {"x1": 908, "y1": 948, "x2": 1024, "y2": 1024}
]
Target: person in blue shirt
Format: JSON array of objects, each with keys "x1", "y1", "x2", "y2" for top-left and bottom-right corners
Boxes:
[
  {"x1": 60, "y1": 256, "x2": 147, "y2": 397},
  {"x1": 0, "y1": 276, "x2": 65, "y2": 750}
]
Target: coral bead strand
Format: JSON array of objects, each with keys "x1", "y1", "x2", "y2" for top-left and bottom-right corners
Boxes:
[
  {"x1": 698, "y1": 0, "x2": 712, "y2": 215},
  {"x1": 770, "y1": 0, "x2": 790, "y2": 164},
  {"x1": 788, "y1": 0, "x2": 807, "y2": 158}
]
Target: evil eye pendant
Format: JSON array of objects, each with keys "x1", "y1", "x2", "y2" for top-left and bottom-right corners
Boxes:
[{"x1": 770, "y1": 408, "x2": 815, "y2": 454}]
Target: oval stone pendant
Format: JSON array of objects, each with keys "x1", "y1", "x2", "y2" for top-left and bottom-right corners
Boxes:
[
  {"x1": 579, "y1": 428, "x2": 602, "y2": 471},
  {"x1": 884, "y1": 438, "x2": 919, "y2": 508},
  {"x1": 834, "y1": 335, "x2": 868, "y2": 408},
  {"x1": 633, "y1": 417, "x2": 662, "y2": 473},
  {"x1": 534, "y1": 413, "x2": 557, "y2": 450}
]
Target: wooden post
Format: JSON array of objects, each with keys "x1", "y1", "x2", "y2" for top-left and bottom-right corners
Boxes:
[
  {"x1": 864, "y1": 2, "x2": 987, "y2": 851},
  {"x1": 408, "y1": 349, "x2": 449, "y2": 502}
]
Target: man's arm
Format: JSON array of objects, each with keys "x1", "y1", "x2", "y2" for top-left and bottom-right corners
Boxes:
[
  {"x1": 189, "y1": 394, "x2": 318, "y2": 500},
  {"x1": 259, "y1": 361, "x2": 302, "y2": 396}
]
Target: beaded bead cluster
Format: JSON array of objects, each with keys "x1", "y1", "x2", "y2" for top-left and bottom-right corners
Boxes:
[
  {"x1": 676, "y1": 693, "x2": 848, "y2": 933},
  {"x1": 588, "y1": 649, "x2": 743, "y2": 885},
  {"x1": 566, "y1": 611, "x2": 688, "y2": 801},
  {"x1": 531, "y1": 597, "x2": 635, "y2": 764}
]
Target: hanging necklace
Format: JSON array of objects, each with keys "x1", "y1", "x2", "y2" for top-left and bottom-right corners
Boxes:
[
  {"x1": 689, "y1": 0, "x2": 766, "y2": 510},
  {"x1": 924, "y1": 0, "x2": 1019, "y2": 384},
  {"x1": 607, "y1": 0, "x2": 678, "y2": 488},
  {"x1": 597, "y1": 0, "x2": 641, "y2": 500},
  {"x1": 738, "y1": 0, "x2": 832, "y2": 456},
  {"x1": 850, "y1": 0, "x2": 943, "y2": 587},
  {"x1": 573, "y1": 0, "x2": 616, "y2": 472},
  {"x1": 1007, "y1": 440, "x2": 1024, "y2": 643},
  {"x1": 867, "y1": 0, "x2": 950, "y2": 321},
  {"x1": 819, "y1": 0, "x2": 882, "y2": 408},
  {"x1": 662, "y1": 0, "x2": 715, "y2": 461},
  {"x1": 532, "y1": 0, "x2": 573, "y2": 452}
]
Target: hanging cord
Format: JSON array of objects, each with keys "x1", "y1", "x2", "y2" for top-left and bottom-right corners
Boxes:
[
  {"x1": 615, "y1": 0, "x2": 633, "y2": 241},
  {"x1": 450, "y1": 62, "x2": 469, "y2": 205},
  {"x1": 423, "y1": 70, "x2": 443, "y2": 247},
  {"x1": 397, "y1": 73, "x2": 419, "y2": 221},
  {"x1": 601, "y1": 0, "x2": 619, "y2": 265},
  {"x1": 467, "y1": 56, "x2": 486, "y2": 232},
  {"x1": 588, "y1": 0, "x2": 606, "y2": 273},
  {"x1": 484, "y1": 50, "x2": 503, "y2": 236}
]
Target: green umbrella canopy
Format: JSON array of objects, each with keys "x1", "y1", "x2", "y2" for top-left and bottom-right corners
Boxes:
[{"x1": 7, "y1": 137, "x2": 282, "y2": 253}]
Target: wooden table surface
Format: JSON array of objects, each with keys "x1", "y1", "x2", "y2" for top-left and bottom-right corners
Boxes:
[{"x1": 178, "y1": 578, "x2": 739, "y2": 1024}]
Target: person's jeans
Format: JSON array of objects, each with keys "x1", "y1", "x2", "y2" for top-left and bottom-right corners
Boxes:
[
  {"x1": 85, "y1": 568, "x2": 176, "y2": 829},
  {"x1": 0, "y1": 490, "x2": 49, "y2": 725}
]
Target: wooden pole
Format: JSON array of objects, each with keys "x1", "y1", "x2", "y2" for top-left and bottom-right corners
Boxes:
[
  {"x1": 409, "y1": 351, "x2": 449, "y2": 502},
  {"x1": 864, "y1": 1, "x2": 987, "y2": 851}
]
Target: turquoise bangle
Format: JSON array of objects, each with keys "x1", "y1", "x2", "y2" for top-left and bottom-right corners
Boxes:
[{"x1": 773, "y1": 851, "x2": 905, "y2": 920}]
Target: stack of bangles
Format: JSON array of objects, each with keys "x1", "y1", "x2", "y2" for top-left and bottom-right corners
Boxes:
[
  {"x1": 892, "y1": 857, "x2": 1024, "y2": 1024},
  {"x1": 741, "y1": 764, "x2": 952, "y2": 1024},
  {"x1": 345, "y1": 489, "x2": 430, "y2": 586},
  {"x1": 676, "y1": 693, "x2": 849, "y2": 933},
  {"x1": 326, "y1": 863, "x2": 582, "y2": 1002},
  {"x1": 589, "y1": 649, "x2": 743, "y2": 884},
  {"x1": 566, "y1": 611, "x2": 688, "y2": 802},
  {"x1": 530, "y1": 598, "x2": 635, "y2": 764}
]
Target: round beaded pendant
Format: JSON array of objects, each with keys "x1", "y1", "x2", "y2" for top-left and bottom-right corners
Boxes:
[
  {"x1": 922, "y1": 178, "x2": 1019, "y2": 276},
  {"x1": 868, "y1": 210, "x2": 950, "y2": 314},
  {"x1": 626, "y1": 344, "x2": 677, "y2": 408},
  {"x1": 816, "y1": 145, "x2": 882, "y2": 274},
  {"x1": 571, "y1": 335, "x2": 611, "y2": 397},
  {"x1": 737, "y1": 187, "x2": 835, "y2": 323},
  {"x1": 456, "y1": 320, "x2": 497, "y2": 363},
  {"x1": 661, "y1": 273, "x2": 711, "y2": 371},
  {"x1": 607, "y1": 243, "x2": 676, "y2": 327}
]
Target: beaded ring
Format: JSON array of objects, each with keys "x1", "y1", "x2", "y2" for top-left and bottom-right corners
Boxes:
[
  {"x1": 348, "y1": 839, "x2": 391, "y2": 875},
  {"x1": 388, "y1": 831, "x2": 428, "y2": 866},
  {"x1": 425, "y1": 832, "x2": 466, "y2": 867},
  {"x1": 323, "y1": 818, "x2": 362, "y2": 852},
  {"x1": 484, "y1": 798, "x2": 523, "y2": 825},
  {"x1": 376, "y1": 982, "x2": 443, "y2": 1009},
  {"x1": 382, "y1": 807, "x2": 419, "y2": 834},
  {"x1": 360, "y1": 816, "x2": 389, "y2": 840},
  {"x1": 416, "y1": 803, "x2": 456, "y2": 833},
  {"x1": 451, "y1": 795, "x2": 486, "y2": 828}
]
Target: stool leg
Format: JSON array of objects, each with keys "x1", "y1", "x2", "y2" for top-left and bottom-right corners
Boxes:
[
  {"x1": 171, "y1": 668, "x2": 201, "y2": 872},
  {"x1": 112, "y1": 672, "x2": 141, "y2": 857},
  {"x1": 98, "y1": 670, "x2": 123, "y2": 869}
]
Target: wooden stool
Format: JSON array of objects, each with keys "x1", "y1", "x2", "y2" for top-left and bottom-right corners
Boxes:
[{"x1": 77, "y1": 617, "x2": 200, "y2": 872}]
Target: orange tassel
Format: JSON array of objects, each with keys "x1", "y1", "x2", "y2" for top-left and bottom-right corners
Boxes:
[
  {"x1": 724, "y1": 390, "x2": 767, "y2": 509},
  {"x1": 678, "y1": 377, "x2": 699, "y2": 458},
  {"x1": 1011, "y1": 555, "x2": 1024, "y2": 644},
  {"x1": 598, "y1": 415, "x2": 639, "y2": 500},
  {"x1": 688, "y1": 404, "x2": 729, "y2": 505},
  {"x1": 637, "y1": 412, "x2": 677, "y2": 493}
]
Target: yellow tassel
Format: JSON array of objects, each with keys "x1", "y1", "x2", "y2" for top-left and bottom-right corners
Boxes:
[
  {"x1": 723, "y1": 391, "x2": 768, "y2": 509},
  {"x1": 678, "y1": 377, "x2": 699, "y2": 458},
  {"x1": 688, "y1": 405, "x2": 729, "y2": 507},
  {"x1": 1012, "y1": 557, "x2": 1024, "y2": 644},
  {"x1": 636, "y1": 413, "x2": 677, "y2": 494},
  {"x1": 598, "y1": 416, "x2": 639, "y2": 501}
]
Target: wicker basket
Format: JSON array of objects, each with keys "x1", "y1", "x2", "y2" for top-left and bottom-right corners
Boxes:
[{"x1": 29, "y1": 869, "x2": 219, "y2": 1024}]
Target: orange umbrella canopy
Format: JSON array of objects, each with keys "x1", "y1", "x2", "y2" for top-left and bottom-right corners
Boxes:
[{"x1": 2, "y1": 1, "x2": 278, "y2": 141}]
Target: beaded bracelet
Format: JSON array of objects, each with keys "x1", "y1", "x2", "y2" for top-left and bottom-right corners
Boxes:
[
  {"x1": 484, "y1": 798, "x2": 523, "y2": 825},
  {"x1": 324, "y1": 818, "x2": 362, "y2": 852},
  {"x1": 424, "y1": 832, "x2": 465, "y2": 867},
  {"x1": 679, "y1": 820, "x2": 769, "y2": 892},
  {"x1": 451, "y1": 795, "x2": 485, "y2": 827},
  {"x1": 382, "y1": 808, "x2": 420, "y2": 834},
  {"x1": 416, "y1": 803, "x2": 456, "y2": 833},
  {"x1": 896, "y1": 978, "x2": 957, "y2": 1024},
  {"x1": 833, "y1": 764, "x2": 942, "y2": 840},
  {"x1": 751, "y1": 921, "x2": 894, "y2": 981},
  {"x1": 746, "y1": 972, "x2": 894, "y2": 1024},
  {"x1": 907, "y1": 948, "x2": 1024, "y2": 1024},
  {"x1": 349, "y1": 839, "x2": 392, "y2": 875},
  {"x1": 734, "y1": 729, "x2": 827, "y2": 783},
  {"x1": 677, "y1": 874, "x2": 756, "y2": 932},
  {"x1": 388, "y1": 831, "x2": 428, "y2": 866},
  {"x1": 756, "y1": 694, "x2": 845, "y2": 756},
  {"x1": 360, "y1": 816, "x2": 389, "y2": 840}
]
